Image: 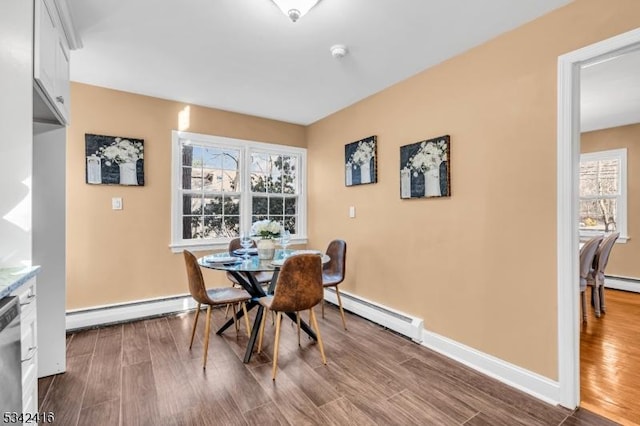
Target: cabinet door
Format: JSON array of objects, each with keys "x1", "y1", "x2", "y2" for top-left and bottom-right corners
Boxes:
[
  {"x1": 34, "y1": 0, "x2": 57, "y2": 102},
  {"x1": 54, "y1": 37, "x2": 70, "y2": 122}
]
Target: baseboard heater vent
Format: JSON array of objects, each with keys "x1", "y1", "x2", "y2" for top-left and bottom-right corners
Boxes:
[
  {"x1": 605, "y1": 275, "x2": 640, "y2": 293},
  {"x1": 323, "y1": 288, "x2": 424, "y2": 342},
  {"x1": 66, "y1": 295, "x2": 198, "y2": 331}
]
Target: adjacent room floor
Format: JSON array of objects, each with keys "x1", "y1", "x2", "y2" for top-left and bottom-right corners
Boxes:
[
  {"x1": 581, "y1": 288, "x2": 640, "y2": 425},
  {"x1": 39, "y1": 304, "x2": 614, "y2": 425}
]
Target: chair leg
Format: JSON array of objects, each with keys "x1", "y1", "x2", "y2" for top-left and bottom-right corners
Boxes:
[
  {"x1": 321, "y1": 295, "x2": 325, "y2": 319},
  {"x1": 233, "y1": 303, "x2": 239, "y2": 336},
  {"x1": 581, "y1": 291, "x2": 587, "y2": 322},
  {"x1": 599, "y1": 284, "x2": 606, "y2": 313},
  {"x1": 242, "y1": 302, "x2": 251, "y2": 337},
  {"x1": 335, "y1": 286, "x2": 347, "y2": 330},
  {"x1": 203, "y1": 306, "x2": 212, "y2": 369},
  {"x1": 309, "y1": 308, "x2": 327, "y2": 365},
  {"x1": 189, "y1": 302, "x2": 201, "y2": 349},
  {"x1": 592, "y1": 286, "x2": 601, "y2": 318},
  {"x1": 272, "y1": 312, "x2": 283, "y2": 380},
  {"x1": 224, "y1": 303, "x2": 230, "y2": 319},
  {"x1": 296, "y1": 312, "x2": 301, "y2": 346},
  {"x1": 257, "y1": 307, "x2": 268, "y2": 354}
]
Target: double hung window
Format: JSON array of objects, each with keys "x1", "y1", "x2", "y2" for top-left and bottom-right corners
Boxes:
[
  {"x1": 579, "y1": 148, "x2": 627, "y2": 241},
  {"x1": 171, "y1": 131, "x2": 306, "y2": 251}
]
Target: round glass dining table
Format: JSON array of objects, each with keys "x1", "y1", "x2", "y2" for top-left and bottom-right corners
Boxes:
[{"x1": 198, "y1": 249, "x2": 329, "y2": 363}]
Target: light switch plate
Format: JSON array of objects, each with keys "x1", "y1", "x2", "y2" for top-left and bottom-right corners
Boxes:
[
  {"x1": 112, "y1": 197, "x2": 123, "y2": 210},
  {"x1": 349, "y1": 206, "x2": 356, "y2": 218}
]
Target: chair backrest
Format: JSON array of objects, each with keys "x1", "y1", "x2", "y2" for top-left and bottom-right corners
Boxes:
[
  {"x1": 183, "y1": 250, "x2": 212, "y2": 305},
  {"x1": 228, "y1": 237, "x2": 257, "y2": 253},
  {"x1": 579, "y1": 236, "x2": 603, "y2": 288},
  {"x1": 594, "y1": 232, "x2": 620, "y2": 279},
  {"x1": 270, "y1": 254, "x2": 323, "y2": 312},
  {"x1": 323, "y1": 239, "x2": 346, "y2": 283}
]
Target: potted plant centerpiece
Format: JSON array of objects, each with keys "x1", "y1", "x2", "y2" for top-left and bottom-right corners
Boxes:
[{"x1": 251, "y1": 219, "x2": 282, "y2": 260}]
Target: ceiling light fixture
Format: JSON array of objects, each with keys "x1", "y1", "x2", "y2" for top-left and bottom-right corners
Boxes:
[
  {"x1": 271, "y1": 0, "x2": 320, "y2": 23},
  {"x1": 330, "y1": 44, "x2": 348, "y2": 59}
]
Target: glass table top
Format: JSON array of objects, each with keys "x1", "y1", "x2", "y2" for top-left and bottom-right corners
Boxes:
[{"x1": 198, "y1": 249, "x2": 328, "y2": 272}]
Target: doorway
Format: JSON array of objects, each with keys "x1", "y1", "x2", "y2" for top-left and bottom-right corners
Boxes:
[{"x1": 557, "y1": 27, "x2": 640, "y2": 412}]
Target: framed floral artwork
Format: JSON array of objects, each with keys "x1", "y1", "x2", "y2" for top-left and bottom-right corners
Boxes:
[
  {"x1": 345, "y1": 135, "x2": 377, "y2": 186},
  {"x1": 85, "y1": 133, "x2": 145, "y2": 186},
  {"x1": 400, "y1": 135, "x2": 450, "y2": 199}
]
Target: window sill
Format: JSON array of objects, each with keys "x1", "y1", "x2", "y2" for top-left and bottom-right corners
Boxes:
[
  {"x1": 579, "y1": 233, "x2": 629, "y2": 244},
  {"x1": 170, "y1": 236, "x2": 309, "y2": 253}
]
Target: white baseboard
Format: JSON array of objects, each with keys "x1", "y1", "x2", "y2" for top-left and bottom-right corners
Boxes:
[
  {"x1": 66, "y1": 294, "x2": 198, "y2": 331},
  {"x1": 605, "y1": 276, "x2": 640, "y2": 293},
  {"x1": 323, "y1": 288, "x2": 424, "y2": 342},
  {"x1": 324, "y1": 288, "x2": 560, "y2": 406},
  {"x1": 421, "y1": 329, "x2": 560, "y2": 405}
]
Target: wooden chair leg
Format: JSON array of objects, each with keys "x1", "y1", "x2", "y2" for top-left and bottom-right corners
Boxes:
[
  {"x1": 242, "y1": 302, "x2": 251, "y2": 337},
  {"x1": 272, "y1": 312, "x2": 283, "y2": 380},
  {"x1": 203, "y1": 306, "x2": 212, "y2": 369},
  {"x1": 233, "y1": 303, "x2": 239, "y2": 336},
  {"x1": 335, "y1": 286, "x2": 347, "y2": 330},
  {"x1": 581, "y1": 291, "x2": 587, "y2": 322},
  {"x1": 189, "y1": 302, "x2": 201, "y2": 349},
  {"x1": 309, "y1": 308, "x2": 327, "y2": 365},
  {"x1": 224, "y1": 303, "x2": 230, "y2": 319},
  {"x1": 296, "y1": 312, "x2": 301, "y2": 346},
  {"x1": 257, "y1": 307, "x2": 268, "y2": 354}
]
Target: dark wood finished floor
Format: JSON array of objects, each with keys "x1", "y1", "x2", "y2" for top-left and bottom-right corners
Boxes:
[
  {"x1": 39, "y1": 304, "x2": 615, "y2": 425},
  {"x1": 581, "y1": 288, "x2": 640, "y2": 425}
]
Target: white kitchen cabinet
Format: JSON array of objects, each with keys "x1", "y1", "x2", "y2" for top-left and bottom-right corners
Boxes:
[
  {"x1": 11, "y1": 278, "x2": 38, "y2": 416},
  {"x1": 34, "y1": 0, "x2": 70, "y2": 124}
]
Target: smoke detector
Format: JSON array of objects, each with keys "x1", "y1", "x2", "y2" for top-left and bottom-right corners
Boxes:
[{"x1": 330, "y1": 44, "x2": 348, "y2": 59}]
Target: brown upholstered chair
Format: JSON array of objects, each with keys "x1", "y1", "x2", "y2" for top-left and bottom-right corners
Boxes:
[
  {"x1": 579, "y1": 235, "x2": 603, "y2": 322},
  {"x1": 587, "y1": 232, "x2": 619, "y2": 317},
  {"x1": 183, "y1": 250, "x2": 252, "y2": 369},
  {"x1": 322, "y1": 239, "x2": 347, "y2": 330},
  {"x1": 256, "y1": 254, "x2": 327, "y2": 380}
]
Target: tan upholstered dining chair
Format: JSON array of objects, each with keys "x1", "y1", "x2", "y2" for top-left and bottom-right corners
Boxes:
[
  {"x1": 256, "y1": 254, "x2": 327, "y2": 380},
  {"x1": 183, "y1": 250, "x2": 252, "y2": 369},
  {"x1": 587, "y1": 232, "x2": 619, "y2": 317},
  {"x1": 322, "y1": 239, "x2": 347, "y2": 330},
  {"x1": 579, "y1": 235, "x2": 603, "y2": 322}
]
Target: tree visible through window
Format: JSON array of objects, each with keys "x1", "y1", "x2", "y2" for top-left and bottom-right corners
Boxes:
[
  {"x1": 579, "y1": 149, "x2": 626, "y2": 236},
  {"x1": 251, "y1": 153, "x2": 298, "y2": 233},
  {"x1": 171, "y1": 131, "x2": 306, "y2": 249}
]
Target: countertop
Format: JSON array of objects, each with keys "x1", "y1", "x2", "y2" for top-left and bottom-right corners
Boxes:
[{"x1": 0, "y1": 266, "x2": 41, "y2": 299}]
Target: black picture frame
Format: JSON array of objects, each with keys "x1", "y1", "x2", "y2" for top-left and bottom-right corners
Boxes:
[
  {"x1": 400, "y1": 135, "x2": 450, "y2": 199},
  {"x1": 345, "y1": 135, "x2": 377, "y2": 186},
  {"x1": 85, "y1": 133, "x2": 145, "y2": 186}
]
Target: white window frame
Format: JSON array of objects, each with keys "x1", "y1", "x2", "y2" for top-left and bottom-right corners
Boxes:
[
  {"x1": 579, "y1": 148, "x2": 628, "y2": 243},
  {"x1": 170, "y1": 130, "x2": 307, "y2": 253}
]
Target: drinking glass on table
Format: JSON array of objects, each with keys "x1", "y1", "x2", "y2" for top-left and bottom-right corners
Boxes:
[
  {"x1": 240, "y1": 233, "x2": 253, "y2": 259},
  {"x1": 279, "y1": 230, "x2": 291, "y2": 257}
]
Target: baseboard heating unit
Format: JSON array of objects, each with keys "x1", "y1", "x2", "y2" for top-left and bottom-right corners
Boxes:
[
  {"x1": 66, "y1": 295, "x2": 197, "y2": 331},
  {"x1": 605, "y1": 275, "x2": 640, "y2": 293},
  {"x1": 323, "y1": 288, "x2": 424, "y2": 342}
]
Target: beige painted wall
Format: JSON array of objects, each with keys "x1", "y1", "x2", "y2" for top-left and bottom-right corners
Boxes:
[
  {"x1": 66, "y1": 0, "x2": 640, "y2": 381},
  {"x1": 306, "y1": 0, "x2": 640, "y2": 379},
  {"x1": 581, "y1": 123, "x2": 640, "y2": 279},
  {"x1": 67, "y1": 83, "x2": 305, "y2": 309}
]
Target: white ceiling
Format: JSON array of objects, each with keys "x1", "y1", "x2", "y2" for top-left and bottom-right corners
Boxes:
[
  {"x1": 581, "y1": 48, "x2": 640, "y2": 132},
  {"x1": 68, "y1": 0, "x2": 574, "y2": 125}
]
